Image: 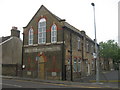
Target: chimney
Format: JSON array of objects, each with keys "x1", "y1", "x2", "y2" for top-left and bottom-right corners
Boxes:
[
  {"x1": 11, "y1": 26, "x2": 20, "y2": 38},
  {"x1": 81, "y1": 30, "x2": 86, "y2": 36}
]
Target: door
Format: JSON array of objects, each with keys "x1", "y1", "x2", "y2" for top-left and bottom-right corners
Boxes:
[
  {"x1": 39, "y1": 62, "x2": 45, "y2": 79},
  {"x1": 38, "y1": 54, "x2": 45, "y2": 79}
]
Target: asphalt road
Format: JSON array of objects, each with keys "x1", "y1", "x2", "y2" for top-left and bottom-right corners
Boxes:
[
  {"x1": 2, "y1": 78, "x2": 78, "y2": 88},
  {"x1": 1, "y1": 78, "x2": 119, "y2": 90}
]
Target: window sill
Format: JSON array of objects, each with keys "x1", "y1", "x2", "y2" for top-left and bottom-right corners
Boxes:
[
  {"x1": 51, "y1": 42, "x2": 57, "y2": 44},
  {"x1": 24, "y1": 42, "x2": 63, "y2": 47},
  {"x1": 24, "y1": 44, "x2": 36, "y2": 47},
  {"x1": 28, "y1": 44, "x2": 33, "y2": 46},
  {"x1": 38, "y1": 43, "x2": 46, "y2": 45},
  {"x1": 78, "y1": 49, "x2": 82, "y2": 51},
  {"x1": 78, "y1": 71, "x2": 82, "y2": 73}
]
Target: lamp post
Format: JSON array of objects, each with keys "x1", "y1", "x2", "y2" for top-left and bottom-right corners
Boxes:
[{"x1": 91, "y1": 3, "x2": 99, "y2": 83}]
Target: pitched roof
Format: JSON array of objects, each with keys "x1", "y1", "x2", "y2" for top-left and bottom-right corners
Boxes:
[
  {"x1": 64, "y1": 22, "x2": 81, "y2": 35},
  {"x1": 23, "y1": 5, "x2": 63, "y2": 28},
  {"x1": 0, "y1": 36, "x2": 11, "y2": 43},
  {"x1": 23, "y1": 5, "x2": 94, "y2": 42},
  {"x1": 0, "y1": 37, "x2": 13, "y2": 46},
  {"x1": 23, "y1": 5, "x2": 82, "y2": 33}
]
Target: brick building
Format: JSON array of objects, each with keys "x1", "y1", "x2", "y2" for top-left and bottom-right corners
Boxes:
[
  {"x1": 22, "y1": 5, "x2": 97, "y2": 80},
  {"x1": 100, "y1": 58, "x2": 114, "y2": 71}
]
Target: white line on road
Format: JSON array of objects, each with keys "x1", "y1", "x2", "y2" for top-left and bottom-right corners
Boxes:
[{"x1": 0, "y1": 83, "x2": 22, "y2": 87}]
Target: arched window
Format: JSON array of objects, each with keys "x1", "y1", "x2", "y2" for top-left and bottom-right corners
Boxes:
[
  {"x1": 51, "y1": 24, "x2": 57, "y2": 43},
  {"x1": 38, "y1": 18, "x2": 46, "y2": 44},
  {"x1": 28, "y1": 28, "x2": 33, "y2": 45}
]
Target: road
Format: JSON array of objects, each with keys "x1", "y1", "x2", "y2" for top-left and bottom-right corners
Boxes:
[
  {"x1": 1, "y1": 70, "x2": 119, "y2": 89},
  {"x1": 2, "y1": 78, "x2": 79, "y2": 88},
  {"x1": 2, "y1": 78, "x2": 119, "y2": 89}
]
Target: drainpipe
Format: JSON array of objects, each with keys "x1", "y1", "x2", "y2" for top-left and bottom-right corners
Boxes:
[
  {"x1": 81, "y1": 35, "x2": 84, "y2": 77},
  {"x1": 62, "y1": 27, "x2": 65, "y2": 80},
  {"x1": 70, "y1": 32, "x2": 73, "y2": 81},
  {"x1": 60, "y1": 19, "x2": 66, "y2": 81}
]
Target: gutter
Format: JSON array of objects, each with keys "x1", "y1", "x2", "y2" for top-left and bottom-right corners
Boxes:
[{"x1": 0, "y1": 37, "x2": 13, "y2": 46}]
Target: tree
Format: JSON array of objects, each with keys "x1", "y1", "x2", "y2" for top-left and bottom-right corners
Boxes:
[{"x1": 99, "y1": 40, "x2": 120, "y2": 70}]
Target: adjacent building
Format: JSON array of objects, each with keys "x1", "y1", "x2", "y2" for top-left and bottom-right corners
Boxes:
[
  {"x1": 0, "y1": 27, "x2": 22, "y2": 76},
  {"x1": 22, "y1": 5, "x2": 98, "y2": 80}
]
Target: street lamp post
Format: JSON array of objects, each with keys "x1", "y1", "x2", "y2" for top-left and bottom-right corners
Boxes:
[{"x1": 91, "y1": 3, "x2": 99, "y2": 83}]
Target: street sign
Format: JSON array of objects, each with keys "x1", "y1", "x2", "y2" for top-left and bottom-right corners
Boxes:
[
  {"x1": 93, "y1": 53, "x2": 96, "y2": 58},
  {"x1": 36, "y1": 56, "x2": 39, "y2": 61},
  {"x1": 52, "y1": 72, "x2": 57, "y2": 76}
]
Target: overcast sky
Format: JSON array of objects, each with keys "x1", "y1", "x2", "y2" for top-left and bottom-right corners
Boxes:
[{"x1": 0, "y1": 0, "x2": 119, "y2": 43}]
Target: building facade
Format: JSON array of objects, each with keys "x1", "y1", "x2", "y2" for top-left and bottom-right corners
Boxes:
[
  {"x1": 100, "y1": 58, "x2": 114, "y2": 71},
  {"x1": 22, "y1": 5, "x2": 97, "y2": 80},
  {"x1": 0, "y1": 27, "x2": 22, "y2": 76}
]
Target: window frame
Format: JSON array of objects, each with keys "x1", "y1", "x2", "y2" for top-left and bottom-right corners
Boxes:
[
  {"x1": 91, "y1": 44, "x2": 94, "y2": 53},
  {"x1": 73, "y1": 58, "x2": 77, "y2": 72},
  {"x1": 92, "y1": 60, "x2": 95, "y2": 70},
  {"x1": 78, "y1": 59, "x2": 82, "y2": 72},
  {"x1": 38, "y1": 18, "x2": 46, "y2": 44},
  {"x1": 67, "y1": 59, "x2": 70, "y2": 70},
  {"x1": 28, "y1": 28, "x2": 33, "y2": 45},
  {"x1": 78, "y1": 38, "x2": 81, "y2": 50},
  {"x1": 86, "y1": 41, "x2": 89, "y2": 52},
  {"x1": 51, "y1": 24, "x2": 57, "y2": 43}
]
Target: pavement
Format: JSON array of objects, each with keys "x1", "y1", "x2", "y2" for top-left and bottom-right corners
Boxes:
[
  {"x1": 74, "y1": 70, "x2": 120, "y2": 83},
  {"x1": 1, "y1": 75, "x2": 119, "y2": 89}
]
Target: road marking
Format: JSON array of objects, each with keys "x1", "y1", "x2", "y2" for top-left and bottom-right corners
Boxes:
[
  {"x1": 0, "y1": 83, "x2": 22, "y2": 87},
  {"x1": 15, "y1": 80, "x2": 69, "y2": 87},
  {"x1": 90, "y1": 80, "x2": 120, "y2": 82},
  {"x1": 4, "y1": 79, "x2": 102, "y2": 88}
]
